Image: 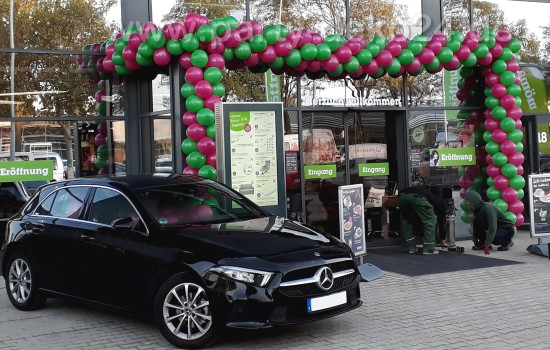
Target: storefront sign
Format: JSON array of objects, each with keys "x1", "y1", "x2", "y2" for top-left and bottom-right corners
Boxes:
[
  {"x1": 358, "y1": 162, "x2": 389, "y2": 176},
  {"x1": 304, "y1": 164, "x2": 337, "y2": 179},
  {"x1": 429, "y1": 148, "x2": 475, "y2": 167},
  {"x1": 443, "y1": 69, "x2": 460, "y2": 119},
  {"x1": 348, "y1": 143, "x2": 387, "y2": 160},
  {"x1": 312, "y1": 97, "x2": 401, "y2": 107},
  {"x1": 265, "y1": 69, "x2": 281, "y2": 102},
  {"x1": 518, "y1": 67, "x2": 548, "y2": 113},
  {"x1": 0, "y1": 160, "x2": 53, "y2": 182},
  {"x1": 338, "y1": 184, "x2": 366, "y2": 257},
  {"x1": 528, "y1": 174, "x2": 550, "y2": 237}
]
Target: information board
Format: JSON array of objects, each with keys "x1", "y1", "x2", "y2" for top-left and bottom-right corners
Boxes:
[
  {"x1": 338, "y1": 184, "x2": 366, "y2": 257},
  {"x1": 528, "y1": 174, "x2": 550, "y2": 237}
]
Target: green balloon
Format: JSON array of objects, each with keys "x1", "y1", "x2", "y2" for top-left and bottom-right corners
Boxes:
[
  {"x1": 275, "y1": 24, "x2": 289, "y2": 38},
  {"x1": 460, "y1": 199, "x2": 470, "y2": 212},
  {"x1": 407, "y1": 41, "x2": 423, "y2": 55},
  {"x1": 483, "y1": 130, "x2": 493, "y2": 143},
  {"x1": 211, "y1": 18, "x2": 228, "y2": 36},
  {"x1": 485, "y1": 141, "x2": 500, "y2": 155},
  {"x1": 492, "y1": 59, "x2": 507, "y2": 75},
  {"x1": 203, "y1": 197, "x2": 219, "y2": 207},
  {"x1": 181, "y1": 138, "x2": 198, "y2": 155},
  {"x1": 507, "y1": 38, "x2": 522, "y2": 53},
  {"x1": 485, "y1": 96, "x2": 500, "y2": 110},
  {"x1": 138, "y1": 42, "x2": 154, "y2": 57},
  {"x1": 300, "y1": 43, "x2": 318, "y2": 60},
  {"x1": 95, "y1": 156, "x2": 107, "y2": 169},
  {"x1": 234, "y1": 42, "x2": 252, "y2": 59},
  {"x1": 487, "y1": 186, "x2": 501, "y2": 200},
  {"x1": 198, "y1": 165, "x2": 217, "y2": 179},
  {"x1": 515, "y1": 142, "x2": 524, "y2": 152},
  {"x1": 515, "y1": 96, "x2": 522, "y2": 107},
  {"x1": 180, "y1": 83, "x2": 195, "y2": 98},
  {"x1": 370, "y1": 67, "x2": 385, "y2": 78},
  {"x1": 165, "y1": 39, "x2": 183, "y2": 56},
  {"x1": 136, "y1": 53, "x2": 154, "y2": 66},
  {"x1": 500, "y1": 117, "x2": 516, "y2": 133},
  {"x1": 398, "y1": 49, "x2": 414, "y2": 65},
  {"x1": 285, "y1": 49, "x2": 302, "y2": 67},
  {"x1": 473, "y1": 43, "x2": 489, "y2": 58},
  {"x1": 457, "y1": 110, "x2": 471, "y2": 120},
  {"x1": 343, "y1": 57, "x2": 360, "y2": 73},
  {"x1": 458, "y1": 165, "x2": 466, "y2": 176},
  {"x1": 386, "y1": 58, "x2": 402, "y2": 75},
  {"x1": 482, "y1": 36, "x2": 496, "y2": 49},
  {"x1": 196, "y1": 24, "x2": 215, "y2": 43},
  {"x1": 96, "y1": 102, "x2": 107, "y2": 116},
  {"x1": 474, "y1": 129, "x2": 484, "y2": 144},
  {"x1": 460, "y1": 211, "x2": 472, "y2": 224},
  {"x1": 501, "y1": 163, "x2": 518, "y2": 178},
  {"x1": 114, "y1": 38, "x2": 127, "y2": 53},
  {"x1": 316, "y1": 44, "x2": 332, "y2": 60},
  {"x1": 325, "y1": 34, "x2": 345, "y2": 52},
  {"x1": 366, "y1": 42, "x2": 381, "y2": 57},
  {"x1": 356, "y1": 49, "x2": 372, "y2": 65},
  {"x1": 328, "y1": 64, "x2": 344, "y2": 76},
  {"x1": 204, "y1": 67, "x2": 222, "y2": 84},
  {"x1": 269, "y1": 57, "x2": 285, "y2": 69},
  {"x1": 459, "y1": 67, "x2": 473, "y2": 78},
  {"x1": 484, "y1": 87, "x2": 493, "y2": 97},
  {"x1": 504, "y1": 211, "x2": 517, "y2": 224},
  {"x1": 111, "y1": 51, "x2": 125, "y2": 66},
  {"x1": 446, "y1": 39, "x2": 461, "y2": 53},
  {"x1": 191, "y1": 50, "x2": 208, "y2": 68},
  {"x1": 223, "y1": 16, "x2": 238, "y2": 29},
  {"x1": 187, "y1": 151, "x2": 206, "y2": 169},
  {"x1": 462, "y1": 53, "x2": 478, "y2": 67},
  {"x1": 510, "y1": 175, "x2": 525, "y2": 189},
  {"x1": 492, "y1": 106, "x2": 507, "y2": 120},
  {"x1": 185, "y1": 95, "x2": 204, "y2": 112},
  {"x1": 196, "y1": 108, "x2": 215, "y2": 126},
  {"x1": 147, "y1": 30, "x2": 166, "y2": 49},
  {"x1": 97, "y1": 144, "x2": 109, "y2": 158},
  {"x1": 500, "y1": 47, "x2": 513, "y2": 61},
  {"x1": 493, "y1": 199, "x2": 508, "y2": 212},
  {"x1": 222, "y1": 47, "x2": 234, "y2": 61},
  {"x1": 437, "y1": 47, "x2": 453, "y2": 63},
  {"x1": 372, "y1": 35, "x2": 387, "y2": 48},
  {"x1": 517, "y1": 188, "x2": 524, "y2": 200},
  {"x1": 487, "y1": 177, "x2": 494, "y2": 187},
  {"x1": 425, "y1": 57, "x2": 441, "y2": 72},
  {"x1": 206, "y1": 124, "x2": 216, "y2": 139},
  {"x1": 115, "y1": 65, "x2": 131, "y2": 76},
  {"x1": 500, "y1": 71, "x2": 516, "y2": 86},
  {"x1": 263, "y1": 26, "x2": 280, "y2": 45},
  {"x1": 181, "y1": 34, "x2": 200, "y2": 52},
  {"x1": 507, "y1": 85, "x2": 522, "y2": 97},
  {"x1": 492, "y1": 152, "x2": 508, "y2": 166},
  {"x1": 212, "y1": 83, "x2": 225, "y2": 97},
  {"x1": 250, "y1": 34, "x2": 268, "y2": 52}
]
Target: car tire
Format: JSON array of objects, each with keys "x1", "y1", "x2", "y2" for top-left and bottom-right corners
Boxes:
[
  {"x1": 5, "y1": 252, "x2": 47, "y2": 311},
  {"x1": 154, "y1": 273, "x2": 217, "y2": 349}
]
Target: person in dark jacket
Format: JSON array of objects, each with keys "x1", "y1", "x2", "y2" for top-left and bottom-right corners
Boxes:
[
  {"x1": 398, "y1": 186, "x2": 447, "y2": 255},
  {"x1": 464, "y1": 190, "x2": 515, "y2": 254}
]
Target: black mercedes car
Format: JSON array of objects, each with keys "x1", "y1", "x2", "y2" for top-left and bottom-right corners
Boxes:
[{"x1": 1, "y1": 174, "x2": 365, "y2": 349}]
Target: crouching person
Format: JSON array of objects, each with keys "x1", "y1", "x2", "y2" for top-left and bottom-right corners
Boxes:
[{"x1": 464, "y1": 190, "x2": 516, "y2": 254}]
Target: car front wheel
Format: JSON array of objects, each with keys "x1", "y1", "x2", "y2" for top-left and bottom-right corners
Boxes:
[
  {"x1": 154, "y1": 273, "x2": 217, "y2": 349},
  {"x1": 5, "y1": 252, "x2": 47, "y2": 311}
]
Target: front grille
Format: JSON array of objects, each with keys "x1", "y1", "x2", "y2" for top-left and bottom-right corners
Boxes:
[
  {"x1": 279, "y1": 273, "x2": 357, "y2": 297},
  {"x1": 281, "y1": 259, "x2": 356, "y2": 283}
]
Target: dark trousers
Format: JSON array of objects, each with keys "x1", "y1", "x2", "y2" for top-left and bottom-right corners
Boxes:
[{"x1": 474, "y1": 227, "x2": 515, "y2": 246}]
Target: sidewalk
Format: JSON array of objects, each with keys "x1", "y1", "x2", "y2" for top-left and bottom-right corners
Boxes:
[{"x1": 1, "y1": 230, "x2": 549, "y2": 349}]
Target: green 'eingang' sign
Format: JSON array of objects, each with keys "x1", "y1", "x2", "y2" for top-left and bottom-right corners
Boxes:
[
  {"x1": 0, "y1": 160, "x2": 54, "y2": 182},
  {"x1": 304, "y1": 164, "x2": 337, "y2": 179},
  {"x1": 358, "y1": 162, "x2": 389, "y2": 176}
]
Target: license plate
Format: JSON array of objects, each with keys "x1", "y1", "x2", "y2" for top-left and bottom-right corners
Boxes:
[{"x1": 307, "y1": 291, "x2": 347, "y2": 313}]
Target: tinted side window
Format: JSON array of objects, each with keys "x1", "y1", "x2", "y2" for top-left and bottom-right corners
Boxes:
[
  {"x1": 88, "y1": 188, "x2": 141, "y2": 229},
  {"x1": 36, "y1": 187, "x2": 88, "y2": 218}
]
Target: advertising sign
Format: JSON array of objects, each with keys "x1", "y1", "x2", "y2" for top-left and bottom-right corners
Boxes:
[
  {"x1": 429, "y1": 148, "x2": 476, "y2": 167},
  {"x1": 358, "y1": 162, "x2": 389, "y2": 177},
  {"x1": 518, "y1": 67, "x2": 548, "y2": 113},
  {"x1": 443, "y1": 69, "x2": 460, "y2": 119},
  {"x1": 338, "y1": 184, "x2": 366, "y2": 257},
  {"x1": 528, "y1": 174, "x2": 550, "y2": 237},
  {"x1": 265, "y1": 69, "x2": 281, "y2": 102},
  {"x1": 304, "y1": 164, "x2": 337, "y2": 179},
  {"x1": 0, "y1": 160, "x2": 53, "y2": 182}
]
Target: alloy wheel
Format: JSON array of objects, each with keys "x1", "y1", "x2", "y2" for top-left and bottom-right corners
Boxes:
[
  {"x1": 8, "y1": 258, "x2": 32, "y2": 304},
  {"x1": 162, "y1": 282, "x2": 213, "y2": 341}
]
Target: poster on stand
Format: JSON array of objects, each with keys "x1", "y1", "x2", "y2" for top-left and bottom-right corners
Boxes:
[
  {"x1": 528, "y1": 174, "x2": 550, "y2": 237},
  {"x1": 338, "y1": 184, "x2": 366, "y2": 257}
]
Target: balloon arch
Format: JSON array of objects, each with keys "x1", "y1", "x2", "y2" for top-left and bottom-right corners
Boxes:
[{"x1": 78, "y1": 13, "x2": 526, "y2": 227}]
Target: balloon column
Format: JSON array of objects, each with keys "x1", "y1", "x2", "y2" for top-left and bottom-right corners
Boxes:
[{"x1": 80, "y1": 16, "x2": 525, "y2": 224}]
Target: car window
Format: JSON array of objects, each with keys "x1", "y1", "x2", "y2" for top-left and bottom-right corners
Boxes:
[
  {"x1": 88, "y1": 188, "x2": 142, "y2": 230},
  {"x1": 36, "y1": 187, "x2": 88, "y2": 219}
]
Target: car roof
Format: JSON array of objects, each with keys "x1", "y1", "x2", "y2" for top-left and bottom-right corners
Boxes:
[{"x1": 45, "y1": 174, "x2": 213, "y2": 191}]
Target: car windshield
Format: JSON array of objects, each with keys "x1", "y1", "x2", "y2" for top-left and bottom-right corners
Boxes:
[{"x1": 136, "y1": 181, "x2": 266, "y2": 226}]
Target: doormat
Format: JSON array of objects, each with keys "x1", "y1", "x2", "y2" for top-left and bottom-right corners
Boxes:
[{"x1": 364, "y1": 245, "x2": 523, "y2": 276}]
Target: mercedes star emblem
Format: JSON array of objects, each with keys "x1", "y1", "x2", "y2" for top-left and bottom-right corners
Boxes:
[{"x1": 316, "y1": 266, "x2": 334, "y2": 291}]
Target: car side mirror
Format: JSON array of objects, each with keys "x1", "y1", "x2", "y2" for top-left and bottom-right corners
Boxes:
[{"x1": 111, "y1": 217, "x2": 134, "y2": 231}]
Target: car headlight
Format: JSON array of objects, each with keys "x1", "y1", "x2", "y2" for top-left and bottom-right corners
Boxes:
[{"x1": 210, "y1": 266, "x2": 274, "y2": 287}]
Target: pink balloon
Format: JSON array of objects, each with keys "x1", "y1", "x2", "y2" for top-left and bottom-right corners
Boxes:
[
  {"x1": 195, "y1": 80, "x2": 213, "y2": 99},
  {"x1": 465, "y1": 165, "x2": 480, "y2": 178},
  {"x1": 192, "y1": 205, "x2": 214, "y2": 220},
  {"x1": 183, "y1": 166, "x2": 199, "y2": 176},
  {"x1": 443, "y1": 56, "x2": 461, "y2": 70},
  {"x1": 153, "y1": 47, "x2": 172, "y2": 66},
  {"x1": 500, "y1": 95, "x2": 516, "y2": 109},
  {"x1": 426, "y1": 40, "x2": 442, "y2": 55},
  {"x1": 125, "y1": 59, "x2": 141, "y2": 70},
  {"x1": 508, "y1": 199, "x2": 524, "y2": 214},
  {"x1": 515, "y1": 119, "x2": 523, "y2": 129},
  {"x1": 186, "y1": 123, "x2": 206, "y2": 141},
  {"x1": 204, "y1": 95, "x2": 221, "y2": 110},
  {"x1": 294, "y1": 60, "x2": 307, "y2": 71},
  {"x1": 244, "y1": 52, "x2": 260, "y2": 67},
  {"x1": 322, "y1": 54, "x2": 340, "y2": 72},
  {"x1": 274, "y1": 39, "x2": 292, "y2": 56},
  {"x1": 105, "y1": 44, "x2": 116, "y2": 58},
  {"x1": 455, "y1": 45, "x2": 471, "y2": 61},
  {"x1": 491, "y1": 84, "x2": 507, "y2": 98},
  {"x1": 335, "y1": 45, "x2": 353, "y2": 62},
  {"x1": 94, "y1": 133, "x2": 106, "y2": 147},
  {"x1": 431, "y1": 33, "x2": 447, "y2": 45},
  {"x1": 206, "y1": 153, "x2": 217, "y2": 167},
  {"x1": 237, "y1": 22, "x2": 254, "y2": 41},
  {"x1": 405, "y1": 58, "x2": 422, "y2": 74},
  {"x1": 363, "y1": 61, "x2": 379, "y2": 75},
  {"x1": 197, "y1": 137, "x2": 216, "y2": 155},
  {"x1": 97, "y1": 123, "x2": 108, "y2": 137},
  {"x1": 224, "y1": 30, "x2": 242, "y2": 48},
  {"x1": 500, "y1": 140, "x2": 517, "y2": 156},
  {"x1": 95, "y1": 90, "x2": 106, "y2": 104},
  {"x1": 517, "y1": 164, "x2": 524, "y2": 176},
  {"x1": 507, "y1": 106, "x2": 522, "y2": 120},
  {"x1": 506, "y1": 60, "x2": 519, "y2": 72},
  {"x1": 477, "y1": 52, "x2": 493, "y2": 66},
  {"x1": 486, "y1": 164, "x2": 501, "y2": 177},
  {"x1": 142, "y1": 22, "x2": 159, "y2": 38},
  {"x1": 463, "y1": 37, "x2": 479, "y2": 51},
  {"x1": 250, "y1": 20, "x2": 263, "y2": 35},
  {"x1": 489, "y1": 43, "x2": 503, "y2": 58},
  {"x1": 501, "y1": 187, "x2": 518, "y2": 202},
  {"x1": 307, "y1": 60, "x2": 322, "y2": 72},
  {"x1": 127, "y1": 33, "x2": 143, "y2": 49},
  {"x1": 345, "y1": 40, "x2": 363, "y2": 55},
  {"x1": 179, "y1": 52, "x2": 193, "y2": 69},
  {"x1": 98, "y1": 167, "x2": 110, "y2": 175},
  {"x1": 456, "y1": 89, "x2": 471, "y2": 101},
  {"x1": 514, "y1": 213, "x2": 524, "y2": 226},
  {"x1": 458, "y1": 176, "x2": 473, "y2": 188},
  {"x1": 460, "y1": 187, "x2": 468, "y2": 199},
  {"x1": 496, "y1": 29, "x2": 512, "y2": 46},
  {"x1": 494, "y1": 175, "x2": 510, "y2": 191},
  {"x1": 393, "y1": 34, "x2": 409, "y2": 49},
  {"x1": 311, "y1": 33, "x2": 324, "y2": 45},
  {"x1": 508, "y1": 152, "x2": 525, "y2": 166},
  {"x1": 385, "y1": 41, "x2": 402, "y2": 57},
  {"x1": 375, "y1": 50, "x2": 393, "y2": 66},
  {"x1": 182, "y1": 111, "x2": 197, "y2": 126},
  {"x1": 418, "y1": 48, "x2": 435, "y2": 64},
  {"x1": 260, "y1": 46, "x2": 277, "y2": 63},
  {"x1": 206, "y1": 37, "x2": 225, "y2": 54},
  {"x1": 185, "y1": 67, "x2": 204, "y2": 84},
  {"x1": 485, "y1": 153, "x2": 494, "y2": 165},
  {"x1": 349, "y1": 68, "x2": 364, "y2": 78},
  {"x1": 206, "y1": 53, "x2": 225, "y2": 69},
  {"x1": 184, "y1": 13, "x2": 201, "y2": 33},
  {"x1": 492, "y1": 128, "x2": 508, "y2": 143}
]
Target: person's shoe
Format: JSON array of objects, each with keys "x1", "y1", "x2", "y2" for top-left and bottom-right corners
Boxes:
[
  {"x1": 473, "y1": 245, "x2": 492, "y2": 251},
  {"x1": 422, "y1": 250, "x2": 439, "y2": 255},
  {"x1": 497, "y1": 241, "x2": 514, "y2": 251},
  {"x1": 408, "y1": 248, "x2": 418, "y2": 254}
]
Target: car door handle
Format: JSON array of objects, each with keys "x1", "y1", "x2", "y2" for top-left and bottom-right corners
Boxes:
[
  {"x1": 31, "y1": 224, "x2": 45, "y2": 234},
  {"x1": 80, "y1": 234, "x2": 95, "y2": 242}
]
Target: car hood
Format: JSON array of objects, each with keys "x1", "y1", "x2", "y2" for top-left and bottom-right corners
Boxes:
[{"x1": 166, "y1": 216, "x2": 347, "y2": 260}]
